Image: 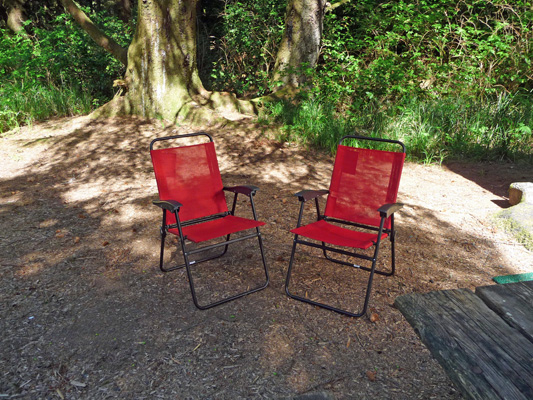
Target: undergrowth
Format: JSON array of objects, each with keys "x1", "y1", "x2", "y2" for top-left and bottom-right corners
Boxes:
[{"x1": 261, "y1": 91, "x2": 533, "y2": 164}]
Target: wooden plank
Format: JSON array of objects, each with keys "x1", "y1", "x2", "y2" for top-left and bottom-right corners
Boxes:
[
  {"x1": 475, "y1": 281, "x2": 533, "y2": 344},
  {"x1": 395, "y1": 289, "x2": 533, "y2": 400}
]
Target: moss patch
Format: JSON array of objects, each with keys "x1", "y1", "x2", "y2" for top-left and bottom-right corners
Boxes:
[{"x1": 493, "y1": 203, "x2": 533, "y2": 251}]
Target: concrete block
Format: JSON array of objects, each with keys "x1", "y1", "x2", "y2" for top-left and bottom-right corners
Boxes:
[{"x1": 509, "y1": 182, "x2": 533, "y2": 206}]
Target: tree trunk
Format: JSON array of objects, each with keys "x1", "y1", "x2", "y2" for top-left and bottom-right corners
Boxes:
[
  {"x1": 96, "y1": 0, "x2": 256, "y2": 124},
  {"x1": 273, "y1": 0, "x2": 326, "y2": 88},
  {"x1": 4, "y1": 0, "x2": 27, "y2": 33}
]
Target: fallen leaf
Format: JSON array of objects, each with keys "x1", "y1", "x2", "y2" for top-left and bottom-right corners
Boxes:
[
  {"x1": 346, "y1": 337, "x2": 351, "y2": 348},
  {"x1": 366, "y1": 370, "x2": 377, "y2": 382},
  {"x1": 74, "y1": 236, "x2": 80, "y2": 244},
  {"x1": 102, "y1": 241, "x2": 110, "y2": 246},
  {"x1": 370, "y1": 313, "x2": 380, "y2": 323},
  {"x1": 78, "y1": 213, "x2": 86, "y2": 219}
]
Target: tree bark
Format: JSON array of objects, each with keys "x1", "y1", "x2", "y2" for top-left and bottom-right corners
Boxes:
[
  {"x1": 95, "y1": 0, "x2": 256, "y2": 124},
  {"x1": 3, "y1": 0, "x2": 27, "y2": 33},
  {"x1": 273, "y1": 0, "x2": 326, "y2": 88},
  {"x1": 60, "y1": 0, "x2": 128, "y2": 66}
]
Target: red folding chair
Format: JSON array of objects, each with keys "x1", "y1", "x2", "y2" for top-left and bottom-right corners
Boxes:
[
  {"x1": 285, "y1": 135, "x2": 406, "y2": 317},
  {"x1": 150, "y1": 132, "x2": 269, "y2": 310}
]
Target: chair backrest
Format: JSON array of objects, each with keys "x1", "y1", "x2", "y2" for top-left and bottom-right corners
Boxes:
[
  {"x1": 324, "y1": 143, "x2": 405, "y2": 229},
  {"x1": 150, "y1": 139, "x2": 228, "y2": 223}
]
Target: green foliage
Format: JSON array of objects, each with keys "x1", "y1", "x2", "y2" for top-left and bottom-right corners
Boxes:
[
  {"x1": 199, "y1": 0, "x2": 286, "y2": 97},
  {"x1": 262, "y1": 91, "x2": 533, "y2": 163},
  {"x1": 0, "y1": 9, "x2": 133, "y2": 133},
  {"x1": 1, "y1": 0, "x2": 531, "y2": 165},
  {"x1": 0, "y1": 81, "x2": 94, "y2": 134},
  {"x1": 261, "y1": 0, "x2": 533, "y2": 163},
  {"x1": 315, "y1": 0, "x2": 532, "y2": 108}
]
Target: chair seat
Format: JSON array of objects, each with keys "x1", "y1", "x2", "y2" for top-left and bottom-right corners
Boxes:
[
  {"x1": 169, "y1": 215, "x2": 265, "y2": 243},
  {"x1": 291, "y1": 219, "x2": 388, "y2": 250}
]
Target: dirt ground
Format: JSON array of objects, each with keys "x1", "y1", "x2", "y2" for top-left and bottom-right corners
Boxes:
[{"x1": 1, "y1": 116, "x2": 532, "y2": 400}]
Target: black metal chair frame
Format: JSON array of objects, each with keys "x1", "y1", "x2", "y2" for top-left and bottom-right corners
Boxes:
[
  {"x1": 151, "y1": 133, "x2": 269, "y2": 310},
  {"x1": 285, "y1": 135, "x2": 405, "y2": 318}
]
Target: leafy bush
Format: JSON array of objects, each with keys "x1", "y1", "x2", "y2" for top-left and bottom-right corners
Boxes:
[
  {"x1": 0, "y1": 81, "x2": 94, "y2": 133},
  {"x1": 199, "y1": 0, "x2": 286, "y2": 97},
  {"x1": 314, "y1": 0, "x2": 533, "y2": 108},
  {"x1": 263, "y1": 91, "x2": 533, "y2": 163},
  {"x1": 260, "y1": 0, "x2": 533, "y2": 163},
  {"x1": 0, "y1": 9, "x2": 132, "y2": 133}
]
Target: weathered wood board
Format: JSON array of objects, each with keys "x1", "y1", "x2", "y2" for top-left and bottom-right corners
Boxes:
[
  {"x1": 476, "y1": 281, "x2": 533, "y2": 344},
  {"x1": 395, "y1": 288, "x2": 533, "y2": 400}
]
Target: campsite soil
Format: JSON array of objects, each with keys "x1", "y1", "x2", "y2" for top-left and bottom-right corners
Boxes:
[{"x1": 1, "y1": 116, "x2": 532, "y2": 400}]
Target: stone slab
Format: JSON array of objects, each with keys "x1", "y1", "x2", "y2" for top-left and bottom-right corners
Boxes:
[{"x1": 509, "y1": 182, "x2": 533, "y2": 206}]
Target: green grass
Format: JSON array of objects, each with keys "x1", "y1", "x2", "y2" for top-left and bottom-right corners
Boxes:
[
  {"x1": 0, "y1": 81, "x2": 95, "y2": 134},
  {"x1": 262, "y1": 92, "x2": 533, "y2": 164}
]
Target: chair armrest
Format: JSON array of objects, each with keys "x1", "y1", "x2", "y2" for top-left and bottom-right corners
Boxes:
[
  {"x1": 153, "y1": 200, "x2": 182, "y2": 213},
  {"x1": 378, "y1": 203, "x2": 403, "y2": 218},
  {"x1": 294, "y1": 189, "x2": 329, "y2": 202},
  {"x1": 223, "y1": 185, "x2": 259, "y2": 197}
]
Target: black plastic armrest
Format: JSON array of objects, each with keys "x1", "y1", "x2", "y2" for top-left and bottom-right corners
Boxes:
[
  {"x1": 153, "y1": 200, "x2": 182, "y2": 213},
  {"x1": 294, "y1": 189, "x2": 329, "y2": 202},
  {"x1": 223, "y1": 185, "x2": 259, "y2": 197},
  {"x1": 378, "y1": 203, "x2": 403, "y2": 218}
]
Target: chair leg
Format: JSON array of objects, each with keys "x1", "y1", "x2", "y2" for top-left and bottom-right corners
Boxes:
[
  {"x1": 180, "y1": 231, "x2": 269, "y2": 310},
  {"x1": 159, "y1": 228, "x2": 171, "y2": 272},
  {"x1": 285, "y1": 236, "x2": 371, "y2": 318},
  {"x1": 386, "y1": 216, "x2": 397, "y2": 276}
]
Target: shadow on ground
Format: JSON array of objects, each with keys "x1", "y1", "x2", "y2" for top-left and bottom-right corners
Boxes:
[{"x1": 1, "y1": 116, "x2": 529, "y2": 399}]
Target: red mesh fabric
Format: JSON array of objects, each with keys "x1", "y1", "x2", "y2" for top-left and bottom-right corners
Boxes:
[
  {"x1": 150, "y1": 142, "x2": 228, "y2": 225},
  {"x1": 169, "y1": 215, "x2": 265, "y2": 243},
  {"x1": 291, "y1": 220, "x2": 388, "y2": 249},
  {"x1": 324, "y1": 145, "x2": 405, "y2": 229}
]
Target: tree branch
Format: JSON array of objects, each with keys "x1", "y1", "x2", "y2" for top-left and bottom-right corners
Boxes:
[
  {"x1": 59, "y1": 0, "x2": 128, "y2": 66},
  {"x1": 326, "y1": 0, "x2": 351, "y2": 12}
]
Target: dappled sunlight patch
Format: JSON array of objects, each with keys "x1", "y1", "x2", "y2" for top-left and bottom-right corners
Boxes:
[
  {"x1": 38, "y1": 218, "x2": 59, "y2": 229},
  {"x1": 61, "y1": 178, "x2": 157, "y2": 211},
  {"x1": 15, "y1": 249, "x2": 71, "y2": 277},
  {"x1": 61, "y1": 182, "x2": 104, "y2": 203},
  {"x1": 260, "y1": 162, "x2": 305, "y2": 184},
  {"x1": 0, "y1": 191, "x2": 21, "y2": 208},
  {"x1": 286, "y1": 365, "x2": 313, "y2": 393},
  {"x1": 14, "y1": 261, "x2": 45, "y2": 277},
  {"x1": 248, "y1": 161, "x2": 321, "y2": 185},
  {"x1": 101, "y1": 203, "x2": 153, "y2": 226},
  {"x1": 128, "y1": 236, "x2": 161, "y2": 259},
  {"x1": 260, "y1": 326, "x2": 295, "y2": 371}
]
